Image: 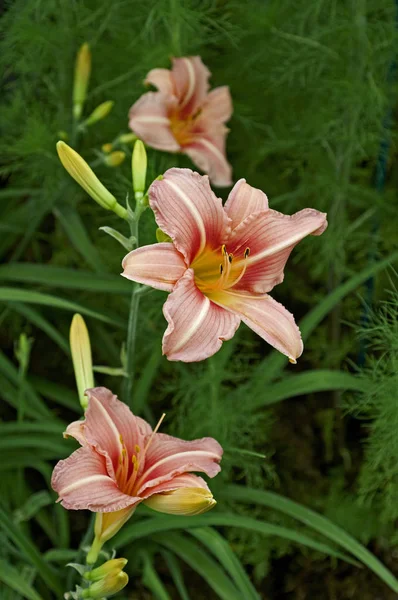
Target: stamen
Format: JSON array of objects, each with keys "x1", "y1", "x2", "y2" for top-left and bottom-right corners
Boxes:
[
  {"x1": 244, "y1": 247, "x2": 250, "y2": 258},
  {"x1": 219, "y1": 264, "x2": 223, "y2": 274},
  {"x1": 221, "y1": 244, "x2": 227, "y2": 256},
  {"x1": 135, "y1": 444, "x2": 140, "y2": 453},
  {"x1": 228, "y1": 253, "x2": 233, "y2": 263},
  {"x1": 224, "y1": 248, "x2": 251, "y2": 290},
  {"x1": 144, "y1": 413, "x2": 166, "y2": 453}
]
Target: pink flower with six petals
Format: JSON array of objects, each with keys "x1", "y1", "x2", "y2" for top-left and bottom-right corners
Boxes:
[
  {"x1": 122, "y1": 168, "x2": 328, "y2": 363},
  {"x1": 128, "y1": 56, "x2": 232, "y2": 187},
  {"x1": 52, "y1": 387, "x2": 222, "y2": 545}
]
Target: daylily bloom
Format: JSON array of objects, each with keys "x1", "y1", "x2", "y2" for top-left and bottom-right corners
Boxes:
[
  {"x1": 128, "y1": 56, "x2": 232, "y2": 187},
  {"x1": 52, "y1": 387, "x2": 222, "y2": 550},
  {"x1": 122, "y1": 168, "x2": 327, "y2": 363}
]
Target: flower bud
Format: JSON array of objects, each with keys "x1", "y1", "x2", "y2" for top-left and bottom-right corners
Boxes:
[
  {"x1": 83, "y1": 101, "x2": 114, "y2": 127},
  {"x1": 73, "y1": 43, "x2": 91, "y2": 120},
  {"x1": 69, "y1": 314, "x2": 94, "y2": 410},
  {"x1": 101, "y1": 143, "x2": 113, "y2": 153},
  {"x1": 132, "y1": 140, "x2": 147, "y2": 198},
  {"x1": 118, "y1": 133, "x2": 137, "y2": 144},
  {"x1": 144, "y1": 487, "x2": 217, "y2": 516},
  {"x1": 82, "y1": 571, "x2": 129, "y2": 598},
  {"x1": 56, "y1": 141, "x2": 127, "y2": 219},
  {"x1": 84, "y1": 558, "x2": 128, "y2": 582},
  {"x1": 105, "y1": 151, "x2": 126, "y2": 167},
  {"x1": 86, "y1": 508, "x2": 135, "y2": 565}
]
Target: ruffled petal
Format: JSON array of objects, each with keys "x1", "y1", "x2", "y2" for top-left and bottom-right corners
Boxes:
[
  {"x1": 121, "y1": 243, "x2": 187, "y2": 292},
  {"x1": 136, "y1": 433, "x2": 222, "y2": 495},
  {"x1": 145, "y1": 68, "x2": 175, "y2": 95},
  {"x1": 149, "y1": 168, "x2": 230, "y2": 263},
  {"x1": 209, "y1": 290, "x2": 303, "y2": 361},
  {"x1": 227, "y1": 208, "x2": 328, "y2": 293},
  {"x1": 162, "y1": 269, "x2": 240, "y2": 362},
  {"x1": 224, "y1": 179, "x2": 269, "y2": 231},
  {"x1": 51, "y1": 447, "x2": 139, "y2": 512},
  {"x1": 172, "y1": 56, "x2": 210, "y2": 117},
  {"x1": 128, "y1": 92, "x2": 180, "y2": 152},
  {"x1": 199, "y1": 86, "x2": 232, "y2": 124},
  {"x1": 65, "y1": 388, "x2": 152, "y2": 477},
  {"x1": 184, "y1": 132, "x2": 232, "y2": 187}
]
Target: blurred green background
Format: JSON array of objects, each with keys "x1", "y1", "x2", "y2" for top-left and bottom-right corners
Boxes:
[{"x1": 1, "y1": 0, "x2": 398, "y2": 598}]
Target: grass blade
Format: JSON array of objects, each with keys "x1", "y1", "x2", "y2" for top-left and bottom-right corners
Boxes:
[
  {"x1": 0, "y1": 559, "x2": 44, "y2": 600},
  {"x1": 222, "y1": 485, "x2": 398, "y2": 593}
]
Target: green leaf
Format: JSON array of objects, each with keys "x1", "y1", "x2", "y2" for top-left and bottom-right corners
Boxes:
[
  {"x1": 54, "y1": 204, "x2": 106, "y2": 272},
  {"x1": 253, "y1": 250, "x2": 398, "y2": 386},
  {"x1": 30, "y1": 377, "x2": 80, "y2": 413},
  {"x1": 0, "y1": 505, "x2": 63, "y2": 596},
  {"x1": 10, "y1": 302, "x2": 70, "y2": 355},
  {"x1": 190, "y1": 528, "x2": 260, "y2": 600},
  {"x1": 162, "y1": 551, "x2": 191, "y2": 600},
  {"x1": 142, "y1": 552, "x2": 172, "y2": 600},
  {"x1": 44, "y1": 549, "x2": 77, "y2": 563},
  {"x1": 0, "y1": 287, "x2": 125, "y2": 327},
  {"x1": 249, "y1": 370, "x2": 367, "y2": 409},
  {"x1": 154, "y1": 533, "x2": 241, "y2": 600},
  {"x1": 221, "y1": 485, "x2": 398, "y2": 593},
  {"x1": 13, "y1": 491, "x2": 53, "y2": 524},
  {"x1": 0, "y1": 263, "x2": 131, "y2": 294},
  {"x1": 0, "y1": 559, "x2": 44, "y2": 600},
  {"x1": 114, "y1": 513, "x2": 355, "y2": 565}
]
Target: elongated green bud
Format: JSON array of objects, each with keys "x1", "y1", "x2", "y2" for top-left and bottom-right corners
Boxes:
[
  {"x1": 83, "y1": 101, "x2": 114, "y2": 127},
  {"x1": 56, "y1": 141, "x2": 127, "y2": 219},
  {"x1": 84, "y1": 558, "x2": 128, "y2": 582},
  {"x1": 132, "y1": 140, "x2": 147, "y2": 199},
  {"x1": 73, "y1": 43, "x2": 91, "y2": 120},
  {"x1": 144, "y1": 487, "x2": 216, "y2": 516},
  {"x1": 82, "y1": 571, "x2": 129, "y2": 598},
  {"x1": 69, "y1": 314, "x2": 94, "y2": 410}
]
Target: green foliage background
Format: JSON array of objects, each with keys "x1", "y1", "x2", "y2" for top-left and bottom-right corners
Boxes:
[{"x1": 1, "y1": 0, "x2": 398, "y2": 598}]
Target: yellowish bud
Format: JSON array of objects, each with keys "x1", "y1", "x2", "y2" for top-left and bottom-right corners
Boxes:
[
  {"x1": 86, "y1": 508, "x2": 135, "y2": 565},
  {"x1": 101, "y1": 143, "x2": 113, "y2": 153},
  {"x1": 56, "y1": 141, "x2": 127, "y2": 219},
  {"x1": 132, "y1": 140, "x2": 147, "y2": 197},
  {"x1": 156, "y1": 228, "x2": 172, "y2": 243},
  {"x1": 84, "y1": 558, "x2": 128, "y2": 582},
  {"x1": 73, "y1": 43, "x2": 91, "y2": 120},
  {"x1": 144, "y1": 487, "x2": 217, "y2": 516},
  {"x1": 69, "y1": 314, "x2": 94, "y2": 410},
  {"x1": 105, "y1": 151, "x2": 126, "y2": 167},
  {"x1": 117, "y1": 133, "x2": 137, "y2": 144},
  {"x1": 82, "y1": 571, "x2": 129, "y2": 598},
  {"x1": 83, "y1": 101, "x2": 114, "y2": 127}
]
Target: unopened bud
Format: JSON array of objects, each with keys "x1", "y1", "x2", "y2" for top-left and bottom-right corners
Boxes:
[
  {"x1": 86, "y1": 508, "x2": 135, "y2": 565},
  {"x1": 69, "y1": 314, "x2": 94, "y2": 410},
  {"x1": 83, "y1": 101, "x2": 114, "y2": 127},
  {"x1": 105, "y1": 151, "x2": 126, "y2": 167},
  {"x1": 156, "y1": 228, "x2": 172, "y2": 243},
  {"x1": 144, "y1": 487, "x2": 217, "y2": 516},
  {"x1": 56, "y1": 141, "x2": 127, "y2": 219},
  {"x1": 118, "y1": 133, "x2": 137, "y2": 144},
  {"x1": 101, "y1": 143, "x2": 113, "y2": 153},
  {"x1": 82, "y1": 571, "x2": 129, "y2": 598},
  {"x1": 73, "y1": 43, "x2": 91, "y2": 120},
  {"x1": 132, "y1": 140, "x2": 147, "y2": 198},
  {"x1": 84, "y1": 558, "x2": 128, "y2": 582}
]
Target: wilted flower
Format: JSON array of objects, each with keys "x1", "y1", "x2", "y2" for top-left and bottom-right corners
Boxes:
[
  {"x1": 129, "y1": 56, "x2": 232, "y2": 187},
  {"x1": 52, "y1": 388, "x2": 222, "y2": 560},
  {"x1": 122, "y1": 168, "x2": 327, "y2": 363}
]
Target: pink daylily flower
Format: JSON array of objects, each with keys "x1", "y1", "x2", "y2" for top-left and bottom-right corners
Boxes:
[
  {"x1": 128, "y1": 56, "x2": 232, "y2": 187},
  {"x1": 122, "y1": 168, "x2": 328, "y2": 363},
  {"x1": 52, "y1": 387, "x2": 222, "y2": 516}
]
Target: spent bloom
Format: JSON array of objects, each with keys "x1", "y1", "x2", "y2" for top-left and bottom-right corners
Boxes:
[
  {"x1": 52, "y1": 387, "x2": 221, "y2": 555},
  {"x1": 122, "y1": 168, "x2": 327, "y2": 363},
  {"x1": 129, "y1": 56, "x2": 232, "y2": 187}
]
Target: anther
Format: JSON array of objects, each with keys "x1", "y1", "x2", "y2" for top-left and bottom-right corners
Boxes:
[
  {"x1": 221, "y1": 244, "x2": 227, "y2": 255},
  {"x1": 135, "y1": 445, "x2": 140, "y2": 453},
  {"x1": 244, "y1": 247, "x2": 250, "y2": 258},
  {"x1": 219, "y1": 264, "x2": 223, "y2": 274},
  {"x1": 228, "y1": 254, "x2": 233, "y2": 263}
]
